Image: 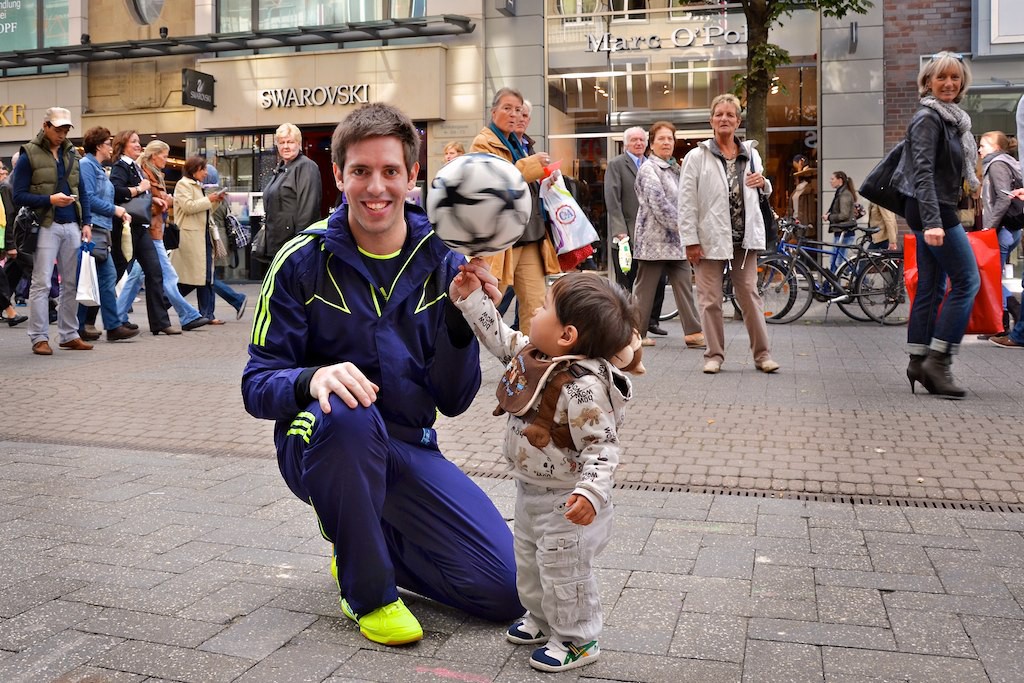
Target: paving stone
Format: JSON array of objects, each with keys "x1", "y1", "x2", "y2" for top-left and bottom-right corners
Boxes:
[
  {"x1": 965, "y1": 528, "x2": 1024, "y2": 568},
  {"x1": 960, "y1": 614, "x2": 1024, "y2": 642},
  {"x1": 815, "y1": 568, "x2": 944, "y2": 593},
  {"x1": 693, "y1": 545, "x2": 755, "y2": 580},
  {"x1": 198, "y1": 606, "x2": 317, "y2": 660},
  {"x1": 751, "y1": 564, "x2": 815, "y2": 602},
  {"x1": 0, "y1": 630, "x2": 122, "y2": 683},
  {"x1": 232, "y1": 635, "x2": 355, "y2": 683},
  {"x1": 809, "y1": 528, "x2": 867, "y2": 556},
  {"x1": 882, "y1": 591, "x2": 1024, "y2": 619},
  {"x1": 329, "y1": 649, "x2": 501, "y2": 683},
  {"x1": 668, "y1": 612, "x2": 746, "y2": 663},
  {"x1": 749, "y1": 618, "x2": 896, "y2": 650},
  {"x1": 80, "y1": 607, "x2": 226, "y2": 649},
  {"x1": 0, "y1": 600, "x2": 102, "y2": 651},
  {"x1": 822, "y1": 645, "x2": 990, "y2": 682},
  {"x1": 603, "y1": 588, "x2": 681, "y2": 654},
  {"x1": 47, "y1": 665, "x2": 146, "y2": 682},
  {"x1": 559, "y1": 650, "x2": 741, "y2": 683},
  {"x1": 815, "y1": 586, "x2": 889, "y2": 628},
  {"x1": 865, "y1": 542, "x2": 936, "y2": 576},
  {"x1": 430, "y1": 619, "x2": 516, "y2": 667},
  {"x1": 924, "y1": 547, "x2": 1014, "y2": 597},
  {"x1": 90, "y1": 639, "x2": 252, "y2": 683},
  {"x1": 756, "y1": 514, "x2": 809, "y2": 539},
  {"x1": 886, "y1": 608, "x2": 975, "y2": 657},
  {"x1": 972, "y1": 637, "x2": 1024, "y2": 683},
  {"x1": 0, "y1": 575, "x2": 85, "y2": 618},
  {"x1": 178, "y1": 582, "x2": 286, "y2": 625},
  {"x1": 742, "y1": 640, "x2": 823, "y2": 683}
]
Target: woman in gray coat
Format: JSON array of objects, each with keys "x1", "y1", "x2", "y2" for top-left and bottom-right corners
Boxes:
[{"x1": 260, "y1": 123, "x2": 323, "y2": 260}]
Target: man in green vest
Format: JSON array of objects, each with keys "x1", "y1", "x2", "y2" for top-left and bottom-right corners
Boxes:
[{"x1": 12, "y1": 107, "x2": 94, "y2": 356}]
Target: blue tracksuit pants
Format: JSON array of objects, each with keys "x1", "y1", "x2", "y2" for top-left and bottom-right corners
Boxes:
[{"x1": 276, "y1": 394, "x2": 523, "y2": 621}]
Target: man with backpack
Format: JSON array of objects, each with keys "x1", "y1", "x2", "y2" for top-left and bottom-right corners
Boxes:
[{"x1": 12, "y1": 107, "x2": 93, "y2": 355}]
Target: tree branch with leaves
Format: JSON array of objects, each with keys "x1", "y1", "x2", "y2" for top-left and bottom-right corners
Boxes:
[{"x1": 733, "y1": 0, "x2": 873, "y2": 147}]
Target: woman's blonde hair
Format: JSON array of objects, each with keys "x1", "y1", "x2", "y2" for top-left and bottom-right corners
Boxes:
[
  {"x1": 275, "y1": 122, "x2": 302, "y2": 146},
  {"x1": 917, "y1": 51, "x2": 972, "y2": 103},
  {"x1": 138, "y1": 139, "x2": 170, "y2": 185},
  {"x1": 443, "y1": 141, "x2": 464, "y2": 155},
  {"x1": 710, "y1": 93, "x2": 743, "y2": 119},
  {"x1": 981, "y1": 131, "x2": 1018, "y2": 156}
]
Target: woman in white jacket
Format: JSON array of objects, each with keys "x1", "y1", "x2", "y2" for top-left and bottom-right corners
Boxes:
[{"x1": 678, "y1": 93, "x2": 779, "y2": 375}]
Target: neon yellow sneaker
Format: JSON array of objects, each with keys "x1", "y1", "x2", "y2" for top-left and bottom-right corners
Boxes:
[{"x1": 340, "y1": 597, "x2": 423, "y2": 646}]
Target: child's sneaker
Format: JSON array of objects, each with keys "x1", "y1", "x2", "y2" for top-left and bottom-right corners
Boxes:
[
  {"x1": 529, "y1": 639, "x2": 600, "y2": 672},
  {"x1": 506, "y1": 615, "x2": 547, "y2": 645}
]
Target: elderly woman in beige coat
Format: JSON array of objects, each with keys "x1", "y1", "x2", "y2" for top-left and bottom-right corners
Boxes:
[{"x1": 172, "y1": 155, "x2": 226, "y2": 323}]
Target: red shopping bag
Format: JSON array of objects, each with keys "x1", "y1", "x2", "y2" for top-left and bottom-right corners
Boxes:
[{"x1": 903, "y1": 229, "x2": 1002, "y2": 334}]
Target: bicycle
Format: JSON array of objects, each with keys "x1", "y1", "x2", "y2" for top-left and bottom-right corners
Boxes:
[{"x1": 760, "y1": 218, "x2": 907, "y2": 324}]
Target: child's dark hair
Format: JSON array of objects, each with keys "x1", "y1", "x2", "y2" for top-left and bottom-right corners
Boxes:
[{"x1": 549, "y1": 273, "x2": 640, "y2": 361}]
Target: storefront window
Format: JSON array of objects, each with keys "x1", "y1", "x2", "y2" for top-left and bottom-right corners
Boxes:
[
  {"x1": 0, "y1": 0, "x2": 68, "y2": 50},
  {"x1": 218, "y1": 0, "x2": 423, "y2": 32}
]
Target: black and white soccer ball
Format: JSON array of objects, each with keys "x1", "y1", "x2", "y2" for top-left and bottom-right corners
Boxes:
[{"x1": 427, "y1": 153, "x2": 531, "y2": 256}]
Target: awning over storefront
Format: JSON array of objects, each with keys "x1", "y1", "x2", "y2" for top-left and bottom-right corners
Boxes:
[{"x1": 0, "y1": 15, "x2": 475, "y2": 70}]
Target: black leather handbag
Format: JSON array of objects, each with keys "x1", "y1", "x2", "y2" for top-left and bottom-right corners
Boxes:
[
  {"x1": 162, "y1": 221, "x2": 180, "y2": 250},
  {"x1": 860, "y1": 141, "x2": 908, "y2": 217}
]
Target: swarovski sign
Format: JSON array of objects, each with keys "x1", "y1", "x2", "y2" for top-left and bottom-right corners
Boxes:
[
  {"x1": 182, "y1": 69, "x2": 215, "y2": 111},
  {"x1": 586, "y1": 24, "x2": 747, "y2": 53},
  {"x1": 259, "y1": 84, "x2": 370, "y2": 109}
]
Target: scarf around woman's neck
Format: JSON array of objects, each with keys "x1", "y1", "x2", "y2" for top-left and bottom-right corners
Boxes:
[{"x1": 920, "y1": 95, "x2": 979, "y2": 193}]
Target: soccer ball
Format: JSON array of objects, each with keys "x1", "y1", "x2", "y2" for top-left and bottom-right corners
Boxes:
[{"x1": 427, "y1": 153, "x2": 531, "y2": 256}]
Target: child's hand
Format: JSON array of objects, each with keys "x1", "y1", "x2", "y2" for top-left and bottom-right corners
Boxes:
[
  {"x1": 564, "y1": 494, "x2": 596, "y2": 526},
  {"x1": 449, "y1": 265, "x2": 482, "y2": 301},
  {"x1": 451, "y1": 257, "x2": 502, "y2": 304}
]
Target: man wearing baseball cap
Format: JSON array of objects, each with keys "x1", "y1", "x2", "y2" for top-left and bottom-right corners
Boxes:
[{"x1": 12, "y1": 106, "x2": 94, "y2": 355}]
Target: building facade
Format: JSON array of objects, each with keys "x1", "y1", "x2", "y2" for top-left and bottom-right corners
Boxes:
[{"x1": 1, "y1": 1, "x2": 1020, "y2": 281}]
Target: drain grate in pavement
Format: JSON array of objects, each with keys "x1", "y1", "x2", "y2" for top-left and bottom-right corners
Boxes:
[{"x1": 469, "y1": 471, "x2": 1024, "y2": 514}]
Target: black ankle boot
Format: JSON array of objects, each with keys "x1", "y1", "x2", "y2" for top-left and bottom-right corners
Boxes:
[
  {"x1": 906, "y1": 354, "x2": 929, "y2": 394},
  {"x1": 919, "y1": 349, "x2": 966, "y2": 399}
]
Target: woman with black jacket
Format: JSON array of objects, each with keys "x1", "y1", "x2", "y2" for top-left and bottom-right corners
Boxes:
[
  {"x1": 109, "y1": 130, "x2": 176, "y2": 335},
  {"x1": 824, "y1": 170, "x2": 858, "y2": 273},
  {"x1": 259, "y1": 123, "x2": 322, "y2": 261},
  {"x1": 893, "y1": 52, "x2": 981, "y2": 398}
]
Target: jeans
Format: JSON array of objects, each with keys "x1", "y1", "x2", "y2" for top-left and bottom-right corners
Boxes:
[
  {"x1": 116, "y1": 244, "x2": 202, "y2": 327},
  {"x1": 997, "y1": 227, "x2": 1022, "y2": 306},
  {"x1": 212, "y1": 277, "x2": 246, "y2": 314},
  {"x1": 116, "y1": 261, "x2": 144, "y2": 324},
  {"x1": 29, "y1": 222, "x2": 81, "y2": 344},
  {"x1": 907, "y1": 225, "x2": 981, "y2": 355},
  {"x1": 157, "y1": 241, "x2": 202, "y2": 325},
  {"x1": 77, "y1": 251, "x2": 120, "y2": 332},
  {"x1": 829, "y1": 230, "x2": 856, "y2": 273}
]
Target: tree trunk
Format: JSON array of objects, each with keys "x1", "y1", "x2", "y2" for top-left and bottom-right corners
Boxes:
[{"x1": 744, "y1": 2, "x2": 772, "y2": 146}]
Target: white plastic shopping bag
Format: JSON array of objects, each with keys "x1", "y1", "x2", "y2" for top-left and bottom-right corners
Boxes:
[
  {"x1": 76, "y1": 249, "x2": 101, "y2": 307},
  {"x1": 540, "y1": 175, "x2": 599, "y2": 255}
]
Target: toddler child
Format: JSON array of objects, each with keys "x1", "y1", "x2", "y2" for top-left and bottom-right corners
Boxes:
[{"x1": 450, "y1": 264, "x2": 643, "y2": 672}]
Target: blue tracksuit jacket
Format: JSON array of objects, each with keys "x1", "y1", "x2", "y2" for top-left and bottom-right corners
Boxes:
[{"x1": 241, "y1": 204, "x2": 481, "y2": 442}]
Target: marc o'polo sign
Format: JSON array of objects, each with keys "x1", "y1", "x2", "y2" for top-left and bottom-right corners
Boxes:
[{"x1": 182, "y1": 69, "x2": 215, "y2": 111}]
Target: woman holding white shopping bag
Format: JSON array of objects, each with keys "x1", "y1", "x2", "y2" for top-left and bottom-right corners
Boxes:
[{"x1": 76, "y1": 127, "x2": 140, "y2": 342}]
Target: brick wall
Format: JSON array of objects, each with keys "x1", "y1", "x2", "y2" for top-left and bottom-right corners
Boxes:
[{"x1": 883, "y1": 0, "x2": 972, "y2": 147}]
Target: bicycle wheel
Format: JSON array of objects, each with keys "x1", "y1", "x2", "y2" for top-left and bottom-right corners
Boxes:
[
  {"x1": 757, "y1": 257, "x2": 804, "y2": 323},
  {"x1": 857, "y1": 258, "x2": 909, "y2": 325},
  {"x1": 658, "y1": 278, "x2": 679, "y2": 322},
  {"x1": 834, "y1": 258, "x2": 872, "y2": 322}
]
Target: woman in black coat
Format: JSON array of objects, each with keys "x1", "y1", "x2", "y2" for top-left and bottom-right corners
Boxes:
[
  {"x1": 260, "y1": 123, "x2": 322, "y2": 261},
  {"x1": 108, "y1": 129, "x2": 175, "y2": 335},
  {"x1": 892, "y1": 52, "x2": 981, "y2": 398}
]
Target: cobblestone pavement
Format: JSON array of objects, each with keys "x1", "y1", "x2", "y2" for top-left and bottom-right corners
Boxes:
[{"x1": 0, "y1": 284, "x2": 1022, "y2": 681}]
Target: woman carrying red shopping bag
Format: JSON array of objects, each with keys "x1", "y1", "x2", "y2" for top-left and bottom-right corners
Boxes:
[{"x1": 890, "y1": 52, "x2": 981, "y2": 399}]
